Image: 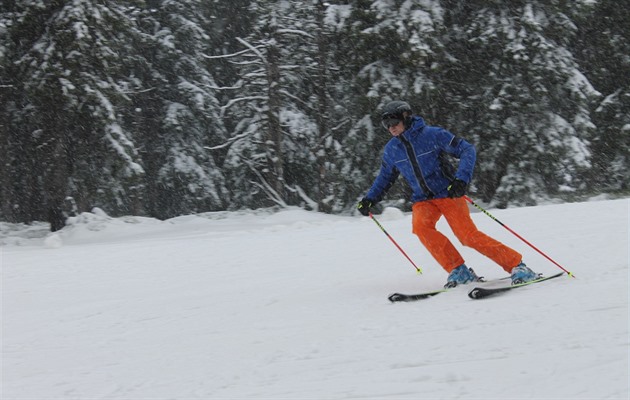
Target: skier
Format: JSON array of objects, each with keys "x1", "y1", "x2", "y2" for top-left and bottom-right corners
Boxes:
[{"x1": 357, "y1": 100, "x2": 539, "y2": 287}]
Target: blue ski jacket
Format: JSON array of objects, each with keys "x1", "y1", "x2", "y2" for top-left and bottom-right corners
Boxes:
[{"x1": 365, "y1": 116, "x2": 476, "y2": 203}]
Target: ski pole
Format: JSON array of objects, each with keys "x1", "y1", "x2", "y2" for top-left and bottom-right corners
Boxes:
[
  {"x1": 369, "y1": 212, "x2": 423, "y2": 274},
  {"x1": 463, "y1": 195, "x2": 575, "y2": 278}
]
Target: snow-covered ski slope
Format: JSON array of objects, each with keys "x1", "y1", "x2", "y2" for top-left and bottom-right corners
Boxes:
[{"x1": 2, "y1": 198, "x2": 628, "y2": 399}]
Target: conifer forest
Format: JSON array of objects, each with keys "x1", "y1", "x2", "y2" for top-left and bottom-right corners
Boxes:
[{"x1": 1, "y1": 1, "x2": 628, "y2": 229}]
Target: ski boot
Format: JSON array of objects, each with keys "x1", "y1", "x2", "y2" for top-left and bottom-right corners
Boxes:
[
  {"x1": 510, "y1": 262, "x2": 540, "y2": 285},
  {"x1": 444, "y1": 264, "x2": 482, "y2": 289}
]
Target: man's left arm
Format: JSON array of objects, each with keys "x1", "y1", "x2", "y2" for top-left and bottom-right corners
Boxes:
[{"x1": 438, "y1": 128, "x2": 476, "y2": 183}]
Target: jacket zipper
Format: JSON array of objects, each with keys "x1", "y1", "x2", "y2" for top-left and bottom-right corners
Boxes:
[{"x1": 398, "y1": 135, "x2": 435, "y2": 199}]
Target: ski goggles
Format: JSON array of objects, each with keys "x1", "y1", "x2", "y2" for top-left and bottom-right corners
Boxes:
[{"x1": 381, "y1": 116, "x2": 403, "y2": 129}]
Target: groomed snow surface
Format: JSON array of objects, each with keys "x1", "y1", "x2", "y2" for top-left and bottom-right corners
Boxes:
[{"x1": 2, "y1": 198, "x2": 628, "y2": 399}]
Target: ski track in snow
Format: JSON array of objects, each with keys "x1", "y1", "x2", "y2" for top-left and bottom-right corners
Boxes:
[{"x1": 2, "y1": 198, "x2": 629, "y2": 399}]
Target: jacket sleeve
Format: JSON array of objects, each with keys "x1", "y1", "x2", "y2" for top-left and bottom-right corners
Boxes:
[
  {"x1": 437, "y1": 128, "x2": 476, "y2": 183},
  {"x1": 364, "y1": 154, "x2": 400, "y2": 203}
]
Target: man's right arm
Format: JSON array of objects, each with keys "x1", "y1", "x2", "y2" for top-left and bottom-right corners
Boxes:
[{"x1": 364, "y1": 157, "x2": 400, "y2": 204}]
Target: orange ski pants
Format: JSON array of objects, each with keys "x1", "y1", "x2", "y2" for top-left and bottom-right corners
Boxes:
[{"x1": 412, "y1": 197, "x2": 521, "y2": 273}]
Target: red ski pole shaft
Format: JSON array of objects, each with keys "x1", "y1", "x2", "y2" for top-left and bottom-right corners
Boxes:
[
  {"x1": 369, "y1": 212, "x2": 423, "y2": 274},
  {"x1": 464, "y1": 195, "x2": 575, "y2": 278}
]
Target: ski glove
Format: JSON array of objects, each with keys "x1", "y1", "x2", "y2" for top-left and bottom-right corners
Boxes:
[
  {"x1": 447, "y1": 179, "x2": 468, "y2": 198},
  {"x1": 357, "y1": 198, "x2": 375, "y2": 216}
]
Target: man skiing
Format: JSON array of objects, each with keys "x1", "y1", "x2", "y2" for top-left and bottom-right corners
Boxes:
[{"x1": 357, "y1": 100, "x2": 539, "y2": 287}]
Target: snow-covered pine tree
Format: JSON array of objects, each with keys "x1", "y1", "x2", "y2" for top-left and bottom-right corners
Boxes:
[
  {"x1": 210, "y1": 1, "x2": 347, "y2": 212},
  {"x1": 2, "y1": 0, "x2": 627, "y2": 223},
  {"x1": 0, "y1": 5, "x2": 15, "y2": 220},
  {"x1": 3, "y1": 1, "x2": 145, "y2": 228},
  {"x1": 286, "y1": 0, "x2": 346, "y2": 213},
  {"x1": 333, "y1": 0, "x2": 447, "y2": 210},
  {"x1": 209, "y1": 2, "x2": 289, "y2": 209},
  {"x1": 570, "y1": 0, "x2": 630, "y2": 195},
  {"x1": 445, "y1": 1, "x2": 598, "y2": 207},
  {"x1": 128, "y1": 0, "x2": 229, "y2": 219}
]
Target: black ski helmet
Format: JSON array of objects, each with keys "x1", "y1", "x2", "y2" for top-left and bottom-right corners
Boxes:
[{"x1": 381, "y1": 100, "x2": 412, "y2": 129}]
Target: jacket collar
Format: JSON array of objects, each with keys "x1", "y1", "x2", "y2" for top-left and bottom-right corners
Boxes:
[{"x1": 397, "y1": 115, "x2": 426, "y2": 142}]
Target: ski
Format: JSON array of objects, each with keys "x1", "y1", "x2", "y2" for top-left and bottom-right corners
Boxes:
[
  {"x1": 467, "y1": 272, "x2": 565, "y2": 299},
  {"x1": 388, "y1": 276, "x2": 511, "y2": 303},
  {"x1": 388, "y1": 289, "x2": 447, "y2": 302}
]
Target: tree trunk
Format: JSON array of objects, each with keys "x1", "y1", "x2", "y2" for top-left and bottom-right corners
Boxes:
[
  {"x1": 315, "y1": 0, "x2": 331, "y2": 213},
  {"x1": 266, "y1": 35, "x2": 285, "y2": 201}
]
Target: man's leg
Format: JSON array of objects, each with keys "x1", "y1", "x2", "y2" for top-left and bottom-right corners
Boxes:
[
  {"x1": 437, "y1": 197, "x2": 521, "y2": 273},
  {"x1": 412, "y1": 200, "x2": 465, "y2": 272}
]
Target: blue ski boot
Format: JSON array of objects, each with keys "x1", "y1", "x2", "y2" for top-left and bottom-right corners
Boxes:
[
  {"x1": 510, "y1": 262, "x2": 539, "y2": 285},
  {"x1": 444, "y1": 264, "x2": 481, "y2": 289}
]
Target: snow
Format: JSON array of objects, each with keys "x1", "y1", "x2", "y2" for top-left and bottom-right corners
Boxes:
[{"x1": 2, "y1": 198, "x2": 628, "y2": 399}]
